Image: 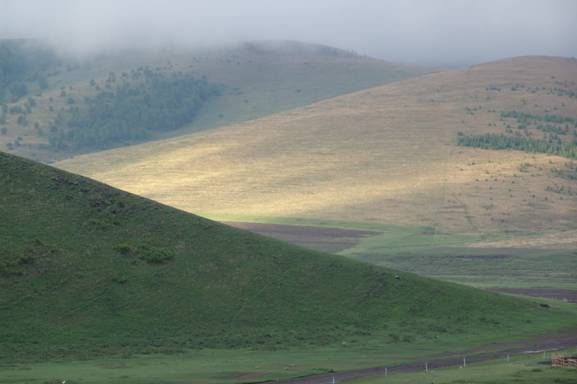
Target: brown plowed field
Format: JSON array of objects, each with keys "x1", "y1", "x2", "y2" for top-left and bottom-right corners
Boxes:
[{"x1": 225, "y1": 221, "x2": 378, "y2": 252}]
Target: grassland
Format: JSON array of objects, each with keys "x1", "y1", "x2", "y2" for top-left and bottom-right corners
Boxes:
[
  {"x1": 221, "y1": 217, "x2": 577, "y2": 290},
  {"x1": 55, "y1": 56, "x2": 577, "y2": 294},
  {"x1": 334, "y1": 222, "x2": 577, "y2": 289},
  {"x1": 2, "y1": 329, "x2": 577, "y2": 384},
  {"x1": 3, "y1": 46, "x2": 577, "y2": 384},
  {"x1": 223, "y1": 218, "x2": 577, "y2": 290},
  {"x1": 6, "y1": 151, "x2": 576, "y2": 361},
  {"x1": 57, "y1": 56, "x2": 577, "y2": 237},
  {"x1": 1, "y1": 40, "x2": 424, "y2": 161},
  {"x1": 350, "y1": 245, "x2": 577, "y2": 289}
]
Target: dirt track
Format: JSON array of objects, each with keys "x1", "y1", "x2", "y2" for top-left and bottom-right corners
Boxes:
[
  {"x1": 225, "y1": 222, "x2": 378, "y2": 252},
  {"x1": 277, "y1": 330, "x2": 577, "y2": 384}
]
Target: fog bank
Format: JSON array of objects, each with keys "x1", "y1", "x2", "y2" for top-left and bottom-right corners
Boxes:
[{"x1": 1, "y1": 0, "x2": 576, "y2": 65}]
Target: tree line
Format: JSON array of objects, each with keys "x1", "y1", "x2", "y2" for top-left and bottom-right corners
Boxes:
[
  {"x1": 457, "y1": 132, "x2": 577, "y2": 160},
  {"x1": 48, "y1": 68, "x2": 220, "y2": 151}
]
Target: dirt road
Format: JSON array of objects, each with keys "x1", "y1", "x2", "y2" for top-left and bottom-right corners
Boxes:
[
  {"x1": 277, "y1": 330, "x2": 577, "y2": 384},
  {"x1": 492, "y1": 288, "x2": 577, "y2": 304}
]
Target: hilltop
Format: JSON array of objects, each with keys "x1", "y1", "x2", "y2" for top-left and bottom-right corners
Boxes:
[
  {"x1": 0, "y1": 40, "x2": 425, "y2": 161},
  {"x1": 0, "y1": 151, "x2": 569, "y2": 358},
  {"x1": 58, "y1": 56, "x2": 577, "y2": 235}
]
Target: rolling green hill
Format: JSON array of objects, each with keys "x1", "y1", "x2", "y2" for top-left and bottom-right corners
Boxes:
[
  {"x1": 0, "y1": 151, "x2": 572, "y2": 360},
  {"x1": 0, "y1": 40, "x2": 426, "y2": 161}
]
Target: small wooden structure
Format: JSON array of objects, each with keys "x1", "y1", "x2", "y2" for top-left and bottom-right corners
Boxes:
[{"x1": 551, "y1": 355, "x2": 577, "y2": 369}]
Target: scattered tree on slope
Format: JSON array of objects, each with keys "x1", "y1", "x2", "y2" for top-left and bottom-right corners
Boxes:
[
  {"x1": 458, "y1": 111, "x2": 577, "y2": 159},
  {"x1": 0, "y1": 40, "x2": 57, "y2": 103}
]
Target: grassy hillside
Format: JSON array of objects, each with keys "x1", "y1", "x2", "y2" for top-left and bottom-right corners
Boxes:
[
  {"x1": 57, "y1": 56, "x2": 577, "y2": 236},
  {"x1": 0, "y1": 40, "x2": 425, "y2": 161},
  {"x1": 0, "y1": 151, "x2": 572, "y2": 360}
]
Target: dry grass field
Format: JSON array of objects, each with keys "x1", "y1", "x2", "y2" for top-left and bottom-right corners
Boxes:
[{"x1": 58, "y1": 56, "x2": 577, "y2": 240}]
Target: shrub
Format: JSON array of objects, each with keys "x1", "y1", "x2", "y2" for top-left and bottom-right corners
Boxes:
[
  {"x1": 113, "y1": 243, "x2": 174, "y2": 264},
  {"x1": 137, "y1": 245, "x2": 174, "y2": 264},
  {"x1": 401, "y1": 334, "x2": 415, "y2": 343},
  {"x1": 113, "y1": 243, "x2": 133, "y2": 255},
  {"x1": 552, "y1": 162, "x2": 577, "y2": 180},
  {"x1": 388, "y1": 333, "x2": 400, "y2": 343},
  {"x1": 16, "y1": 115, "x2": 27, "y2": 126}
]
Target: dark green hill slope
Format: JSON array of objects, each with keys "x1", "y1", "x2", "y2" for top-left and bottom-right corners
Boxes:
[{"x1": 0, "y1": 152, "x2": 570, "y2": 358}]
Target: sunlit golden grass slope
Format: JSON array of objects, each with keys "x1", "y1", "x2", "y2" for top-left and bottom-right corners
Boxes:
[{"x1": 58, "y1": 56, "x2": 577, "y2": 235}]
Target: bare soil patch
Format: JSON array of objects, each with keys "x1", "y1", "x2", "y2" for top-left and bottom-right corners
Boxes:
[
  {"x1": 225, "y1": 222, "x2": 379, "y2": 252},
  {"x1": 455, "y1": 254, "x2": 511, "y2": 260}
]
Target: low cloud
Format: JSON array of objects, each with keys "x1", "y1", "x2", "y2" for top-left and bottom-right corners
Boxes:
[{"x1": 1, "y1": 0, "x2": 576, "y2": 65}]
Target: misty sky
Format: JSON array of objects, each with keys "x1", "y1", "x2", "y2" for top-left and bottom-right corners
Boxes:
[{"x1": 1, "y1": 0, "x2": 576, "y2": 65}]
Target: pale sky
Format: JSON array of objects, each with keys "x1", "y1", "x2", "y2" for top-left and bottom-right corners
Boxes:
[{"x1": 1, "y1": 0, "x2": 576, "y2": 65}]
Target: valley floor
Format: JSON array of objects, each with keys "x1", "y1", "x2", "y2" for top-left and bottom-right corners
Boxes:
[
  {"x1": 2, "y1": 219, "x2": 575, "y2": 383},
  {"x1": 2, "y1": 325, "x2": 576, "y2": 384},
  {"x1": 278, "y1": 330, "x2": 577, "y2": 383},
  {"x1": 2, "y1": 219, "x2": 575, "y2": 384},
  {"x1": 226, "y1": 218, "x2": 577, "y2": 294}
]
